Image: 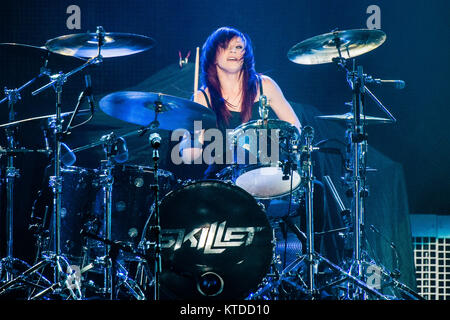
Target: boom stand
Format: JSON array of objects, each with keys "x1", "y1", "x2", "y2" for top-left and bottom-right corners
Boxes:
[
  {"x1": 304, "y1": 126, "x2": 389, "y2": 299},
  {"x1": 331, "y1": 50, "x2": 387, "y2": 297},
  {"x1": 329, "y1": 33, "x2": 424, "y2": 298},
  {"x1": 14, "y1": 29, "x2": 104, "y2": 298},
  {"x1": 249, "y1": 126, "x2": 388, "y2": 300},
  {"x1": 349, "y1": 63, "x2": 367, "y2": 299}
]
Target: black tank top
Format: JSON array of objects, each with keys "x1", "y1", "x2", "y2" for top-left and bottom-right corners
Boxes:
[{"x1": 200, "y1": 76, "x2": 277, "y2": 178}]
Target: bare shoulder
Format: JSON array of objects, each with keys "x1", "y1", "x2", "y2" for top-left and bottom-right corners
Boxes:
[{"x1": 259, "y1": 74, "x2": 282, "y2": 94}]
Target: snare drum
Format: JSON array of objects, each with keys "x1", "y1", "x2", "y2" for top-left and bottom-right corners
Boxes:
[{"x1": 222, "y1": 119, "x2": 302, "y2": 199}]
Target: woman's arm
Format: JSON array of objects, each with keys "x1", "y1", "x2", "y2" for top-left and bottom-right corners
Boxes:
[
  {"x1": 178, "y1": 90, "x2": 208, "y2": 163},
  {"x1": 260, "y1": 75, "x2": 302, "y2": 134}
]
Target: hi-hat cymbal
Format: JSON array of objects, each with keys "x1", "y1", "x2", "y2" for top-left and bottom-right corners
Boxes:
[
  {"x1": 288, "y1": 29, "x2": 386, "y2": 65},
  {"x1": 99, "y1": 91, "x2": 216, "y2": 131},
  {"x1": 45, "y1": 31, "x2": 156, "y2": 59},
  {"x1": 316, "y1": 112, "x2": 393, "y2": 124}
]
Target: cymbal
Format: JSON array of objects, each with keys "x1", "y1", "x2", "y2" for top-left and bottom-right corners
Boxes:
[
  {"x1": 99, "y1": 91, "x2": 216, "y2": 131},
  {"x1": 45, "y1": 32, "x2": 156, "y2": 59},
  {"x1": 0, "y1": 109, "x2": 91, "y2": 129},
  {"x1": 288, "y1": 29, "x2": 386, "y2": 65},
  {"x1": 0, "y1": 43, "x2": 51, "y2": 56},
  {"x1": 0, "y1": 43, "x2": 85, "y2": 67},
  {"x1": 316, "y1": 112, "x2": 393, "y2": 124}
]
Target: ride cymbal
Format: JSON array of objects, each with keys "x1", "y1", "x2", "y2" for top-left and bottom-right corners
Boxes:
[
  {"x1": 99, "y1": 91, "x2": 216, "y2": 131},
  {"x1": 288, "y1": 29, "x2": 386, "y2": 65},
  {"x1": 316, "y1": 112, "x2": 393, "y2": 124}
]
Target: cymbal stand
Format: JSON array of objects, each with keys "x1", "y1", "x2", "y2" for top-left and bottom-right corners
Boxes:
[
  {"x1": 302, "y1": 126, "x2": 317, "y2": 295},
  {"x1": 331, "y1": 36, "x2": 410, "y2": 298},
  {"x1": 148, "y1": 124, "x2": 163, "y2": 301},
  {"x1": 249, "y1": 127, "x2": 389, "y2": 300},
  {"x1": 0, "y1": 74, "x2": 43, "y2": 284},
  {"x1": 73, "y1": 130, "x2": 133, "y2": 299},
  {"x1": 349, "y1": 62, "x2": 367, "y2": 298},
  {"x1": 98, "y1": 133, "x2": 117, "y2": 299}
]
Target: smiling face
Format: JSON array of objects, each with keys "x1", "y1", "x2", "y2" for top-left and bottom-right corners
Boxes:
[{"x1": 215, "y1": 36, "x2": 246, "y2": 74}]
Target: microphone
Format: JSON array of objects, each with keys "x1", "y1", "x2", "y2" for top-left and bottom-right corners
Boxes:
[
  {"x1": 302, "y1": 125, "x2": 314, "y2": 140},
  {"x1": 377, "y1": 79, "x2": 405, "y2": 90},
  {"x1": 367, "y1": 77, "x2": 406, "y2": 90},
  {"x1": 61, "y1": 142, "x2": 76, "y2": 166},
  {"x1": 149, "y1": 132, "x2": 161, "y2": 148},
  {"x1": 84, "y1": 74, "x2": 96, "y2": 112},
  {"x1": 112, "y1": 137, "x2": 128, "y2": 164}
]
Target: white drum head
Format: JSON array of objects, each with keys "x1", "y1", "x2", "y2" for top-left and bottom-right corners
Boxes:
[{"x1": 235, "y1": 166, "x2": 301, "y2": 199}]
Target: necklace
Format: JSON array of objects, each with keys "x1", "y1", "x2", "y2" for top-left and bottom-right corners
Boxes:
[{"x1": 224, "y1": 99, "x2": 240, "y2": 110}]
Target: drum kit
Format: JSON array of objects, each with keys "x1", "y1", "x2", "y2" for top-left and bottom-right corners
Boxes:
[{"x1": 0, "y1": 26, "x2": 423, "y2": 301}]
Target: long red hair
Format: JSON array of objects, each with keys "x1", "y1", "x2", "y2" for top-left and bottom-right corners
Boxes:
[{"x1": 200, "y1": 27, "x2": 258, "y2": 128}]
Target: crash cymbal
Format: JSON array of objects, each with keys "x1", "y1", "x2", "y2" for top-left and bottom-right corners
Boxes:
[
  {"x1": 0, "y1": 109, "x2": 91, "y2": 129},
  {"x1": 288, "y1": 29, "x2": 386, "y2": 65},
  {"x1": 0, "y1": 43, "x2": 51, "y2": 56},
  {"x1": 99, "y1": 91, "x2": 216, "y2": 131},
  {"x1": 0, "y1": 43, "x2": 85, "y2": 69},
  {"x1": 316, "y1": 112, "x2": 393, "y2": 124},
  {"x1": 45, "y1": 31, "x2": 156, "y2": 59}
]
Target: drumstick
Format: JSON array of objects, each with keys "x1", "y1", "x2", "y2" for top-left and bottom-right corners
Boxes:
[{"x1": 193, "y1": 46, "x2": 200, "y2": 100}]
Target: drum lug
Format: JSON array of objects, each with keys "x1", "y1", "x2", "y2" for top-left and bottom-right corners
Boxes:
[
  {"x1": 223, "y1": 179, "x2": 234, "y2": 185},
  {"x1": 181, "y1": 178, "x2": 194, "y2": 186},
  {"x1": 257, "y1": 201, "x2": 266, "y2": 213}
]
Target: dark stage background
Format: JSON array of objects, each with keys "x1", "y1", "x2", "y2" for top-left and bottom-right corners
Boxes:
[{"x1": 0, "y1": 0, "x2": 448, "y2": 293}]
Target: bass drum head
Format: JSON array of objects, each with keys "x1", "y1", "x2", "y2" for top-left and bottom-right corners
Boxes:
[{"x1": 150, "y1": 180, "x2": 273, "y2": 300}]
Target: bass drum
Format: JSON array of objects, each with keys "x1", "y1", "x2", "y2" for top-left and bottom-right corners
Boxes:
[{"x1": 145, "y1": 180, "x2": 273, "y2": 300}]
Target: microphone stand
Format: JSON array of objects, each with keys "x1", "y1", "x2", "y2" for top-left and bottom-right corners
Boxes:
[
  {"x1": 149, "y1": 132, "x2": 162, "y2": 300},
  {"x1": 146, "y1": 96, "x2": 164, "y2": 300},
  {"x1": 70, "y1": 126, "x2": 151, "y2": 155}
]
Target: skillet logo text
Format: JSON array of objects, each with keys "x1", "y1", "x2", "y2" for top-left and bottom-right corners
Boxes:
[{"x1": 161, "y1": 221, "x2": 264, "y2": 254}]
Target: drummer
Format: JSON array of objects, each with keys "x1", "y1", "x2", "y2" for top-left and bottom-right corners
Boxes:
[
  {"x1": 180, "y1": 26, "x2": 301, "y2": 176},
  {"x1": 176, "y1": 27, "x2": 344, "y2": 263}
]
